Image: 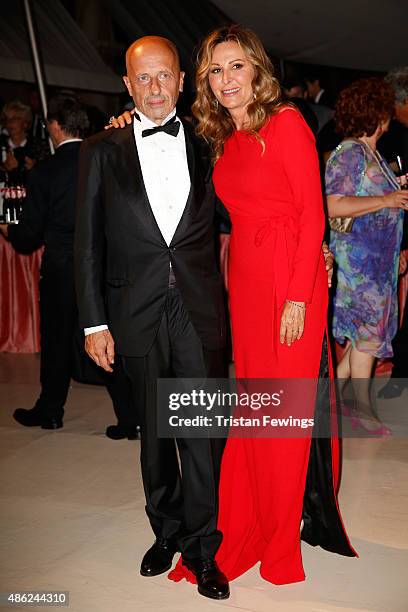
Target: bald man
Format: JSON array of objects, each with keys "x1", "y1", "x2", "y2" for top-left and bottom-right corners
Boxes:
[{"x1": 74, "y1": 37, "x2": 229, "y2": 600}]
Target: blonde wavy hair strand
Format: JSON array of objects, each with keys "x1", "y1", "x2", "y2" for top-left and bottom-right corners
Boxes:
[{"x1": 192, "y1": 25, "x2": 283, "y2": 161}]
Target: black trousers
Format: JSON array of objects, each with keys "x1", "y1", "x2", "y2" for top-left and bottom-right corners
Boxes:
[
  {"x1": 391, "y1": 297, "x2": 408, "y2": 378},
  {"x1": 122, "y1": 288, "x2": 226, "y2": 560},
  {"x1": 35, "y1": 256, "x2": 136, "y2": 425}
]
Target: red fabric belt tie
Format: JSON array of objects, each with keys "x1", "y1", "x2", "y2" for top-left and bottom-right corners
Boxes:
[
  {"x1": 253, "y1": 216, "x2": 296, "y2": 308},
  {"x1": 252, "y1": 216, "x2": 297, "y2": 358}
]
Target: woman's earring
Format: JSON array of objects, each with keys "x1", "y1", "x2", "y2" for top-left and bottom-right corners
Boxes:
[
  {"x1": 253, "y1": 92, "x2": 257, "y2": 100},
  {"x1": 212, "y1": 98, "x2": 219, "y2": 110}
]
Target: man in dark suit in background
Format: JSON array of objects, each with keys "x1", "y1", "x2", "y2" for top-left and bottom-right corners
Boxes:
[
  {"x1": 75, "y1": 37, "x2": 229, "y2": 600},
  {"x1": 0, "y1": 96, "x2": 137, "y2": 437},
  {"x1": 304, "y1": 70, "x2": 335, "y2": 109}
]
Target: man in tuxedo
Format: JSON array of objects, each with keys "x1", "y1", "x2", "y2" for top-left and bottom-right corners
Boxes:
[
  {"x1": 304, "y1": 71, "x2": 335, "y2": 142},
  {"x1": 0, "y1": 95, "x2": 136, "y2": 436},
  {"x1": 304, "y1": 71, "x2": 335, "y2": 109},
  {"x1": 75, "y1": 37, "x2": 229, "y2": 600}
]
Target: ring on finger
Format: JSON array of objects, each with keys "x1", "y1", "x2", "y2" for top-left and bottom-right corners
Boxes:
[{"x1": 108, "y1": 116, "x2": 116, "y2": 124}]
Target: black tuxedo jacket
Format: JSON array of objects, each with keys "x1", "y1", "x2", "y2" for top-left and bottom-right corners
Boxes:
[
  {"x1": 316, "y1": 90, "x2": 334, "y2": 109},
  {"x1": 8, "y1": 141, "x2": 80, "y2": 268},
  {"x1": 75, "y1": 120, "x2": 226, "y2": 357}
]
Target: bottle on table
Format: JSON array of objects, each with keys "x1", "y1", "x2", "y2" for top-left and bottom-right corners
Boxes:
[
  {"x1": 3, "y1": 177, "x2": 20, "y2": 224},
  {"x1": 4, "y1": 182, "x2": 12, "y2": 223}
]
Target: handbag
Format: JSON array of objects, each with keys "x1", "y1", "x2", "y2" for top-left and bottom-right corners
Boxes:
[
  {"x1": 328, "y1": 138, "x2": 368, "y2": 234},
  {"x1": 328, "y1": 216, "x2": 354, "y2": 233}
]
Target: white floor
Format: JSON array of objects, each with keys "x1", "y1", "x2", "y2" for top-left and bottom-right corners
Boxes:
[{"x1": 0, "y1": 353, "x2": 407, "y2": 612}]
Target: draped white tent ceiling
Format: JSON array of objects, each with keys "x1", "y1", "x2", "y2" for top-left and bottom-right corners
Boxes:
[
  {"x1": 1, "y1": 0, "x2": 406, "y2": 94},
  {"x1": 0, "y1": 0, "x2": 122, "y2": 93},
  {"x1": 212, "y1": 0, "x2": 408, "y2": 71}
]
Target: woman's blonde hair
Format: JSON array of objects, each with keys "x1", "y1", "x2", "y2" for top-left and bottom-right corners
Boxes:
[
  {"x1": 192, "y1": 25, "x2": 282, "y2": 161},
  {"x1": 2, "y1": 100, "x2": 33, "y2": 129}
]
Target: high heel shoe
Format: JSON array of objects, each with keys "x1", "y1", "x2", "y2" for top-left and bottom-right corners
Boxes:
[
  {"x1": 338, "y1": 400, "x2": 353, "y2": 417},
  {"x1": 350, "y1": 412, "x2": 392, "y2": 436}
]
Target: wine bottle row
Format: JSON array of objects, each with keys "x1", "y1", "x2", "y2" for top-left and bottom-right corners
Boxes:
[{"x1": 0, "y1": 182, "x2": 26, "y2": 224}]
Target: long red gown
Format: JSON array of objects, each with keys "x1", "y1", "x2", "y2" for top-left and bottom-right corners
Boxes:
[{"x1": 169, "y1": 109, "x2": 356, "y2": 585}]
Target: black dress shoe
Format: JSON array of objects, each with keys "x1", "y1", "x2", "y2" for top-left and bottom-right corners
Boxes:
[
  {"x1": 13, "y1": 408, "x2": 63, "y2": 429},
  {"x1": 105, "y1": 424, "x2": 140, "y2": 440},
  {"x1": 378, "y1": 379, "x2": 408, "y2": 399},
  {"x1": 183, "y1": 557, "x2": 230, "y2": 600},
  {"x1": 41, "y1": 417, "x2": 63, "y2": 430},
  {"x1": 140, "y1": 538, "x2": 178, "y2": 577}
]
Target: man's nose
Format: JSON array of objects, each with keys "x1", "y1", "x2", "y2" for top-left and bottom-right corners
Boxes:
[{"x1": 150, "y1": 76, "x2": 161, "y2": 95}]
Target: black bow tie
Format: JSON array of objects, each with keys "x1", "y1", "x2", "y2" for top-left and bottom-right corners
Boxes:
[{"x1": 141, "y1": 114, "x2": 180, "y2": 138}]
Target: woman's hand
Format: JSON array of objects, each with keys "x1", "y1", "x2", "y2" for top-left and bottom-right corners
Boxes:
[
  {"x1": 396, "y1": 173, "x2": 407, "y2": 189},
  {"x1": 280, "y1": 301, "x2": 306, "y2": 347},
  {"x1": 399, "y1": 250, "x2": 408, "y2": 276},
  {"x1": 105, "y1": 109, "x2": 135, "y2": 130},
  {"x1": 219, "y1": 233, "x2": 230, "y2": 291},
  {"x1": 382, "y1": 190, "x2": 408, "y2": 209},
  {"x1": 322, "y1": 242, "x2": 334, "y2": 288},
  {"x1": 4, "y1": 151, "x2": 18, "y2": 171},
  {"x1": 24, "y1": 156, "x2": 35, "y2": 170}
]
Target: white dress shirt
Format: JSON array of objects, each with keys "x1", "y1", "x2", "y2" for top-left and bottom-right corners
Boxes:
[
  {"x1": 134, "y1": 109, "x2": 190, "y2": 245},
  {"x1": 8, "y1": 137, "x2": 27, "y2": 150},
  {"x1": 314, "y1": 89, "x2": 325, "y2": 104},
  {"x1": 84, "y1": 108, "x2": 191, "y2": 336},
  {"x1": 57, "y1": 138, "x2": 83, "y2": 148}
]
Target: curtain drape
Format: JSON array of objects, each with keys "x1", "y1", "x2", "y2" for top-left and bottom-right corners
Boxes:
[{"x1": 0, "y1": 240, "x2": 42, "y2": 353}]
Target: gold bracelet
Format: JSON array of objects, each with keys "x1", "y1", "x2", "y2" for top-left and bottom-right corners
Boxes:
[{"x1": 286, "y1": 300, "x2": 306, "y2": 309}]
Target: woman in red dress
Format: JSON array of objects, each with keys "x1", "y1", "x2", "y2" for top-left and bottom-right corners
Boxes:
[{"x1": 169, "y1": 25, "x2": 356, "y2": 587}]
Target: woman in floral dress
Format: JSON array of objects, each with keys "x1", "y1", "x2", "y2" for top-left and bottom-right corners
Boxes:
[{"x1": 326, "y1": 78, "x2": 408, "y2": 432}]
